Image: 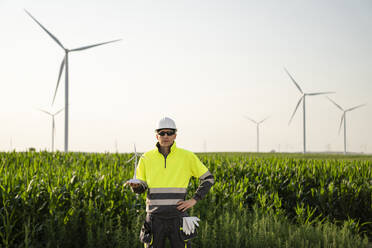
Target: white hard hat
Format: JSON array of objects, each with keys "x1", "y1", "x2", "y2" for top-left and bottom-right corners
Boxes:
[{"x1": 156, "y1": 117, "x2": 177, "y2": 131}]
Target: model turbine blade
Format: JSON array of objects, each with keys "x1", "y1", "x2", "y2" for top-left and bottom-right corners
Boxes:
[
  {"x1": 289, "y1": 97, "x2": 303, "y2": 125},
  {"x1": 24, "y1": 9, "x2": 66, "y2": 50},
  {"x1": 284, "y1": 68, "x2": 303, "y2": 94},
  {"x1": 126, "y1": 155, "x2": 135, "y2": 163},
  {"x1": 70, "y1": 39, "x2": 121, "y2": 52},
  {"x1": 326, "y1": 96, "x2": 344, "y2": 111}
]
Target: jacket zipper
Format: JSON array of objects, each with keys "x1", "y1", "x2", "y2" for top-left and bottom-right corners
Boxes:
[{"x1": 163, "y1": 154, "x2": 168, "y2": 168}]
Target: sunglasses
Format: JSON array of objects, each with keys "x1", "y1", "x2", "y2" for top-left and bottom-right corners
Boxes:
[{"x1": 157, "y1": 130, "x2": 176, "y2": 136}]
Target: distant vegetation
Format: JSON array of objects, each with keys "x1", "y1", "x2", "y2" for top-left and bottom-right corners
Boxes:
[{"x1": 0, "y1": 151, "x2": 370, "y2": 247}]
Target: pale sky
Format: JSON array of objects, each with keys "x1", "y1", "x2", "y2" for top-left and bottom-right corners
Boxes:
[{"x1": 1, "y1": 0, "x2": 371, "y2": 153}]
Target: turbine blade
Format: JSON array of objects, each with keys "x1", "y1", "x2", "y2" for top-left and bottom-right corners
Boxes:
[
  {"x1": 243, "y1": 116, "x2": 257, "y2": 124},
  {"x1": 338, "y1": 113, "x2": 345, "y2": 134},
  {"x1": 307, "y1": 91, "x2": 335, "y2": 96},
  {"x1": 52, "y1": 56, "x2": 66, "y2": 105},
  {"x1": 346, "y1": 104, "x2": 366, "y2": 112},
  {"x1": 24, "y1": 9, "x2": 65, "y2": 50},
  {"x1": 289, "y1": 97, "x2": 303, "y2": 125},
  {"x1": 259, "y1": 116, "x2": 270, "y2": 124},
  {"x1": 69, "y1": 39, "x2": 121, "y2": 52},
  {"x1": 38, "y1": 108, "x2": 52, "y2": 116},
  {"x1": 284, "y1": 68, "x2": 303, "y2": 94},
  {"x1": 54, "y1": 107, "x2": 65, "y2": 116},
  {"x1": 326, "y1": 96, "x2": 344, "y2": 111},
  {"x1": 52, "y1": 117, "x2": 55, "y2": 131}
]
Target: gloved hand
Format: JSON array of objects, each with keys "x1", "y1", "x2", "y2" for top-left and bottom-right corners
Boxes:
[{"x1": 182, "y1": 217, "x2": 200, "y2": 235}]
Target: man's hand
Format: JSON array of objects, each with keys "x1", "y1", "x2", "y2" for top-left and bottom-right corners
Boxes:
[
  {"x1": 176, "y1": 199, "x2": 197, "y2": 212},
  {"x1": 124, "y1": 182, "x2": 141, "y2": 189}
]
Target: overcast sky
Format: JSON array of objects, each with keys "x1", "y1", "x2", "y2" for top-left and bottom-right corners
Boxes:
[{"x1": 1, "y1": 0, "x2": 371, "y2": 153}]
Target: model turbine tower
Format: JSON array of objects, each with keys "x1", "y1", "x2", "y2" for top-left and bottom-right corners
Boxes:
[
  {"x1": 326, "y1": 97, "x2": 366, "y2": 154},
  {"x1": 284, "y1": 68, "x2": 334, "y2": 153},
  {"x1": 25, "y1": 10, "x2": 121, "y2": 152}
]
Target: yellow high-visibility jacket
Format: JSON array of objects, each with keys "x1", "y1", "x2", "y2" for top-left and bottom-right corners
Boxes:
[{"x1": 135, "y1": 142, "x2": 214, "y2": 215}]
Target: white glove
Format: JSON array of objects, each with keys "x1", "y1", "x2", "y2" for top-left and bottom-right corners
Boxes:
[
  {"x1": 182, "y1": 217, "x2": 200, "y2": 235},
  {"x1": 182, "y1": 218, "x2": 190, "y2": 235},
  {"x1": 190, "y1": 217, "x2": 200, "y2": 227}
]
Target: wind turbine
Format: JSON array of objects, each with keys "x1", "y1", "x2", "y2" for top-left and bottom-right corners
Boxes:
[
  {"x1": 326, "y1": 97, "x2": 366, "y2": 155},
  {"x1": 38, "y1": 108, "x2": 64, "y2": 152},
  {"x1": 284, "y1": 68, "x2": 334, "y2": 153},
  {"x1": 25, "y1": 10, "x2": 121, "y2": 153},
  {"x1": 244, "y1": 116, "x2": 269, "y2": 152}
]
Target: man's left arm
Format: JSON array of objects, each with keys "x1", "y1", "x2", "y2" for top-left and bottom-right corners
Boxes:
[
  {"x1": 177, "y1": 153, "x2": 215, "y2": 212},
  {"x1": 192, "y1": 170, "x2": 215, "y2": 201}
]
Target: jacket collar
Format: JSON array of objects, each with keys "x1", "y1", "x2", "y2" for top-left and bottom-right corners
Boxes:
[{"x1": 156, "y1": 141, "x2": 177, "y2": 154}]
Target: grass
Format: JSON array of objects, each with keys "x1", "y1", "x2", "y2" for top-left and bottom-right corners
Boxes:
[{"x1": 0, "y1": 151, "x2": 370, "y2": 247}]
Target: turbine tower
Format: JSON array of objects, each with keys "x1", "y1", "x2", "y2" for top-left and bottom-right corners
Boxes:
[
  {"x1": 326, "y1": 97, "x2": 366, "y2": 155},
  {"x1": 25, "y1": 10, "x2": 121, "y2": 152},
  {"x1": 244, "y1": 116, "x2": 269, "y2": 153},
  {"x1": 284, "y1": 68, "x2": 334, "y2": 153},
  {"x1": 38, "y1": 108, "x2": 64, "y2": 152}
]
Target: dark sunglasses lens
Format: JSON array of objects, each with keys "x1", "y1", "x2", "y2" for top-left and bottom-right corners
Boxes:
[{"x1": 158, "y1": 131, "x2": 175, "y2": 136}]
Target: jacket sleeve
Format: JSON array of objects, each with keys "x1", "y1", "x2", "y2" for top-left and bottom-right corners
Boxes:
[
  {"x1": 190, "y1": 153, "x2": 215, "y2": 201},
  {"x1": 132, "y1": 156, "x2": 148, "y2": 194},
  {"x1": 192, "y1": 170, "x2": 215, "y2": 201}
]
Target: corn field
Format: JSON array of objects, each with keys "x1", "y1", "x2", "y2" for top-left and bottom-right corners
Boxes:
[{"x1": 0, "y1": 151, "x2": 371, "y2": 247}]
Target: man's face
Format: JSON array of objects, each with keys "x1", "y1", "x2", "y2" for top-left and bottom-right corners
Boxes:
[{"x1": 156, "y1": 129, "x2": 177, "y2": 147}]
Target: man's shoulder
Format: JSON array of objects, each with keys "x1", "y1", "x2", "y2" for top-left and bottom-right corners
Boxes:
[
  {"x1": 142, "y1": 148, "x2": 158, "y2": 158},
  {"x1": 175, "y1": 147, "x2": 196, "y2": 157}
]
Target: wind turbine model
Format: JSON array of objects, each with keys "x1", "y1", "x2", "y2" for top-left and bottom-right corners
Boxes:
[
  {"x1": 244, "y1": 116, "x2": 269, "y2": 153},
  {"x1": 326, "y1": 97, "x2": 366, "y2": 155},
  {"x1": 25, "y1": 10, "x2": 121, "y2": 153},
  {"x1": 284, "y1": 68, "x2": 334, "y2": 153},
  {"x1": 38, "y1": 108, "x2": 64, "y2": 152},
  {"x1": 126, "y1": 144, "x2": 142, "y2": 184}
]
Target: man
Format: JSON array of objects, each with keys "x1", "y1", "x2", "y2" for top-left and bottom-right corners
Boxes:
[{"x1": 127, "y1": 117, "x2": 215, "y2": 248}]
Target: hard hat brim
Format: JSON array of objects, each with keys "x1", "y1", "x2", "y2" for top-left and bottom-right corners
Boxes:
[{"x1": 155, "y1": 128, "x2": 177, "y2": 132}]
